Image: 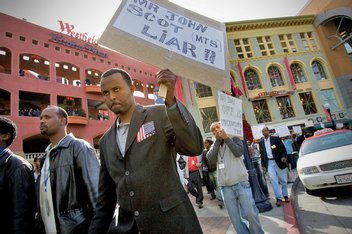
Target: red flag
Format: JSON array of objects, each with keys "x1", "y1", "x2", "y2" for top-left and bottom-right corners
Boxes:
[
  {"x1": 235, "y1": 86, "x2": 243, "y2": 96},
  {"x1": 284, "y1": 56, "x2": 296, "y2": 90},
  {"x1": 237, "y1": 62, "x2": 247, "y2": 97}
]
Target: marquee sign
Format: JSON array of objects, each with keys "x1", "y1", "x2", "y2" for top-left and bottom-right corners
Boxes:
[{"x1": 49, "y1": 33, "x2": 108, "y2": 58}]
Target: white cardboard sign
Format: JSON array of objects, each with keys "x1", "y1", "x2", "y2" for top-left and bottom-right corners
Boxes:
[
  {"x1": 251, "y1": 125, "x2": 265, "y2": 140},
  {"x1": 218, "y1": 91, "x2": 243, "y2": 137},
  {"x1": 275, "y1": 125, "x2": 291, "y2": 137},
  {"x1": 99, "y1": 0, "x2": 230, "y2": 92},
  {"x1": 292, "y1": 125, "x2": 302, "y2": 134}
]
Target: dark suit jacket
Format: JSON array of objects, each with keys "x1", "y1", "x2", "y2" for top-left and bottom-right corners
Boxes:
[
  {"x1": 89, "y1": 100, "x2": 204, "y2": 234},
  {"x1": 259, "y1": 136, "x2": 287, "y2": 169}
]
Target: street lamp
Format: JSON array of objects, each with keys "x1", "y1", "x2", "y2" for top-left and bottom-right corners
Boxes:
[
  {"x1": 242, "y1": 139, "x2": 272, "y2": 212},
  {"x1": 323, "y1": 103, "x2": 335, "y2": 130}
]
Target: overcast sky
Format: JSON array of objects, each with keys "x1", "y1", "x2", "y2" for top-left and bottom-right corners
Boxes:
[{"x1": 1, "y1": 0, "x2": 310, "y2": 38}]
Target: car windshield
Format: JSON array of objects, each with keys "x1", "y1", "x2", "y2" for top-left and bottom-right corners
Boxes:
[{"x1": 300, "y1": 131, "x2": 352, "y2": 156}]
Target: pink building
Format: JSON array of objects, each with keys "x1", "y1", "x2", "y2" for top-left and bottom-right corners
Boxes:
[{"x1": 0, "y1": 13, "x2": 160, "y2": 156}]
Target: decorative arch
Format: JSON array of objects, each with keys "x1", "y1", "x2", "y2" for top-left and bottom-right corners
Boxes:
[
  {"x1": 19, "y1": 53, "x2": 50, "y2": 80},
  {"x1": 314, "y1": 8, "x2": 352, "y2": 52}
]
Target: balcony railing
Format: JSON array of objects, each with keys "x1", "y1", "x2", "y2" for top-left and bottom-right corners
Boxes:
[
  {"x1": 68, "y1": 116, "x2": 88, "y2": 125},
  {"x1": 84, "y1": 85, "x2": 101, "y2": 93}
]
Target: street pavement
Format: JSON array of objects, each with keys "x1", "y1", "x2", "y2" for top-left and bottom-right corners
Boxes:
[
  {"x1": 293, "y1": 178, "x2": 352, "y2": 234},
  {"x1": 189, "y1": 170, "x2": 299, "y2": 234}
]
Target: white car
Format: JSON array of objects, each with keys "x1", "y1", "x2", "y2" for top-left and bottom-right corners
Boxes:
[{"x1": 297, "y1": 129, "x2": 352, "y2": 196}]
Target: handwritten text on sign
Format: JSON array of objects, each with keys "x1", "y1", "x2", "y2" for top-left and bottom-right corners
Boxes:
[
  {"x1": 113, "y1": 0, "x2": 225, "y2": 70},
  {"x1": 218, "y1": 92, "x2": 243, "y2": 137}
]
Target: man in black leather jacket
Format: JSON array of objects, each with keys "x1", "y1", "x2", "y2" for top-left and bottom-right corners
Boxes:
[
  {"x1": 0, "y1": 116, "x2": 36, "y2": 233},
  {"x1": 39, "y1": 105, "x2": 100, "y2": 233}
]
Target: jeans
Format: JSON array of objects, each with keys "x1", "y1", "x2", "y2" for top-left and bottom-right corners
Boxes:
[
  {"x1": 208, "y1": 170, "x2": 223, "y2": 201},
  {"x1": 268, "y1": 160, "x2": 288, "y2": 200},
  {"x1": 221, "y1": 181, "x2": 264, "y2": 234}
]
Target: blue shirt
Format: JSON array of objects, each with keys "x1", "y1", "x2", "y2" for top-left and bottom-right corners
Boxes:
[{"x1": 283, "y1": 139, "x2": 293, "y2": 154}]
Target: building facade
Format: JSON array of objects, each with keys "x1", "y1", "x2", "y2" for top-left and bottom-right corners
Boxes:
[
  {"x1": 195, "y1": 14, "x2": 351, "y2": 138},
  {"x1": 299, "y1": 0, "x2": 352, "y2": 119},
  {"x1": 0, "y1": 13, "x2": 161, "y2": 156}
]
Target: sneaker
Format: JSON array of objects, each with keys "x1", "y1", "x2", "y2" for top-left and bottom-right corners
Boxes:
[
  {"x1": 197, "y1": 203, "x2": 203, "y2": 209},
  {"x1": 284, "y1": 196, "x2": 290, "y2": 203},
  {"x1": 210, "y1": 195, "x2": 216, "y2": 200},
  {"x1": 276, "y1": 199, "x2": 283, "y2": 207},
  {"x1": 218, "y1": 201, "x2": 224, "y2": 209}
]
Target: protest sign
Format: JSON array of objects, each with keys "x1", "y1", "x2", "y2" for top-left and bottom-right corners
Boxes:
[
  {"x1": 251, "y1": 125, "x2": 265, "y2": 140},
  {"x1": 292, "y1": 125, "x2": 302, "y2": 134},
  {"x1": 99, "y1": 0, "x2": 230, "y2": 92},
  {"x1": 275, "y1": 125, "x2": 291, "y2": 137},
  {"x1": 218, "y1": 91, "x2": 242, "y2": 137}
]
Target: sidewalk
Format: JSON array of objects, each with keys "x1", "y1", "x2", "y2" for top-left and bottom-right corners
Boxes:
[{"x1": 189, "y1": 170, "x2": 299, "y2": 234}]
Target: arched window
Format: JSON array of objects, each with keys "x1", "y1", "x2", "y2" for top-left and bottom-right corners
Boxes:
[
  {"x1": 0, "y1": 47, "x2": 11, "y2": 74},
  {"x1": 268, "y1": 66, "x2": 284, "y2": 87},
  {"x1": 290, "y1": 63, "x2": 307, "y2": 84},
  {"x1": 244, "y1": 68, "x2": 262, "y2": 90},
  {"x1": 312, "y1": 61, "x2": 328, "y2": 80}
]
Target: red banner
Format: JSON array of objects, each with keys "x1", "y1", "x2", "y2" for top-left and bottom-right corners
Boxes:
[
  {"x1": 284, "y1": 56, "x2": 296, "y2": 90},
  {"x1": 237, "y1": 62, "x2": 247, "y2": 97},
  {"x1": 175, "y1": 76, "x2": 184, "y2": 104}
]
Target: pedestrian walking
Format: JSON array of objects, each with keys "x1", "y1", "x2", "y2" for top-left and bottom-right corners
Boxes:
[
  {"x1": 186, "y1": 155, "x2": 204, "y2": 208},
  {"x1": 207, "y1": 122, "x2": 264, "y2": 234},
  {"x1": 88, "y1": 68, "x2": 204, "y2": 233},
  {"x1": 259, "y1": 127, "x2": 289, "y2": 207},
  {"x1": 39, "y1": 105, "x2": 100, "y2": 233}
]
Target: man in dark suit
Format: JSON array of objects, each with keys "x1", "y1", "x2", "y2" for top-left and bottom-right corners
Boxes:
[
  {"x1": 89, "y1": 68, "x2": 204, "y2": 233},
  {"x1": 259, "y1": 127, "x2": 289, "y2": 207}
]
